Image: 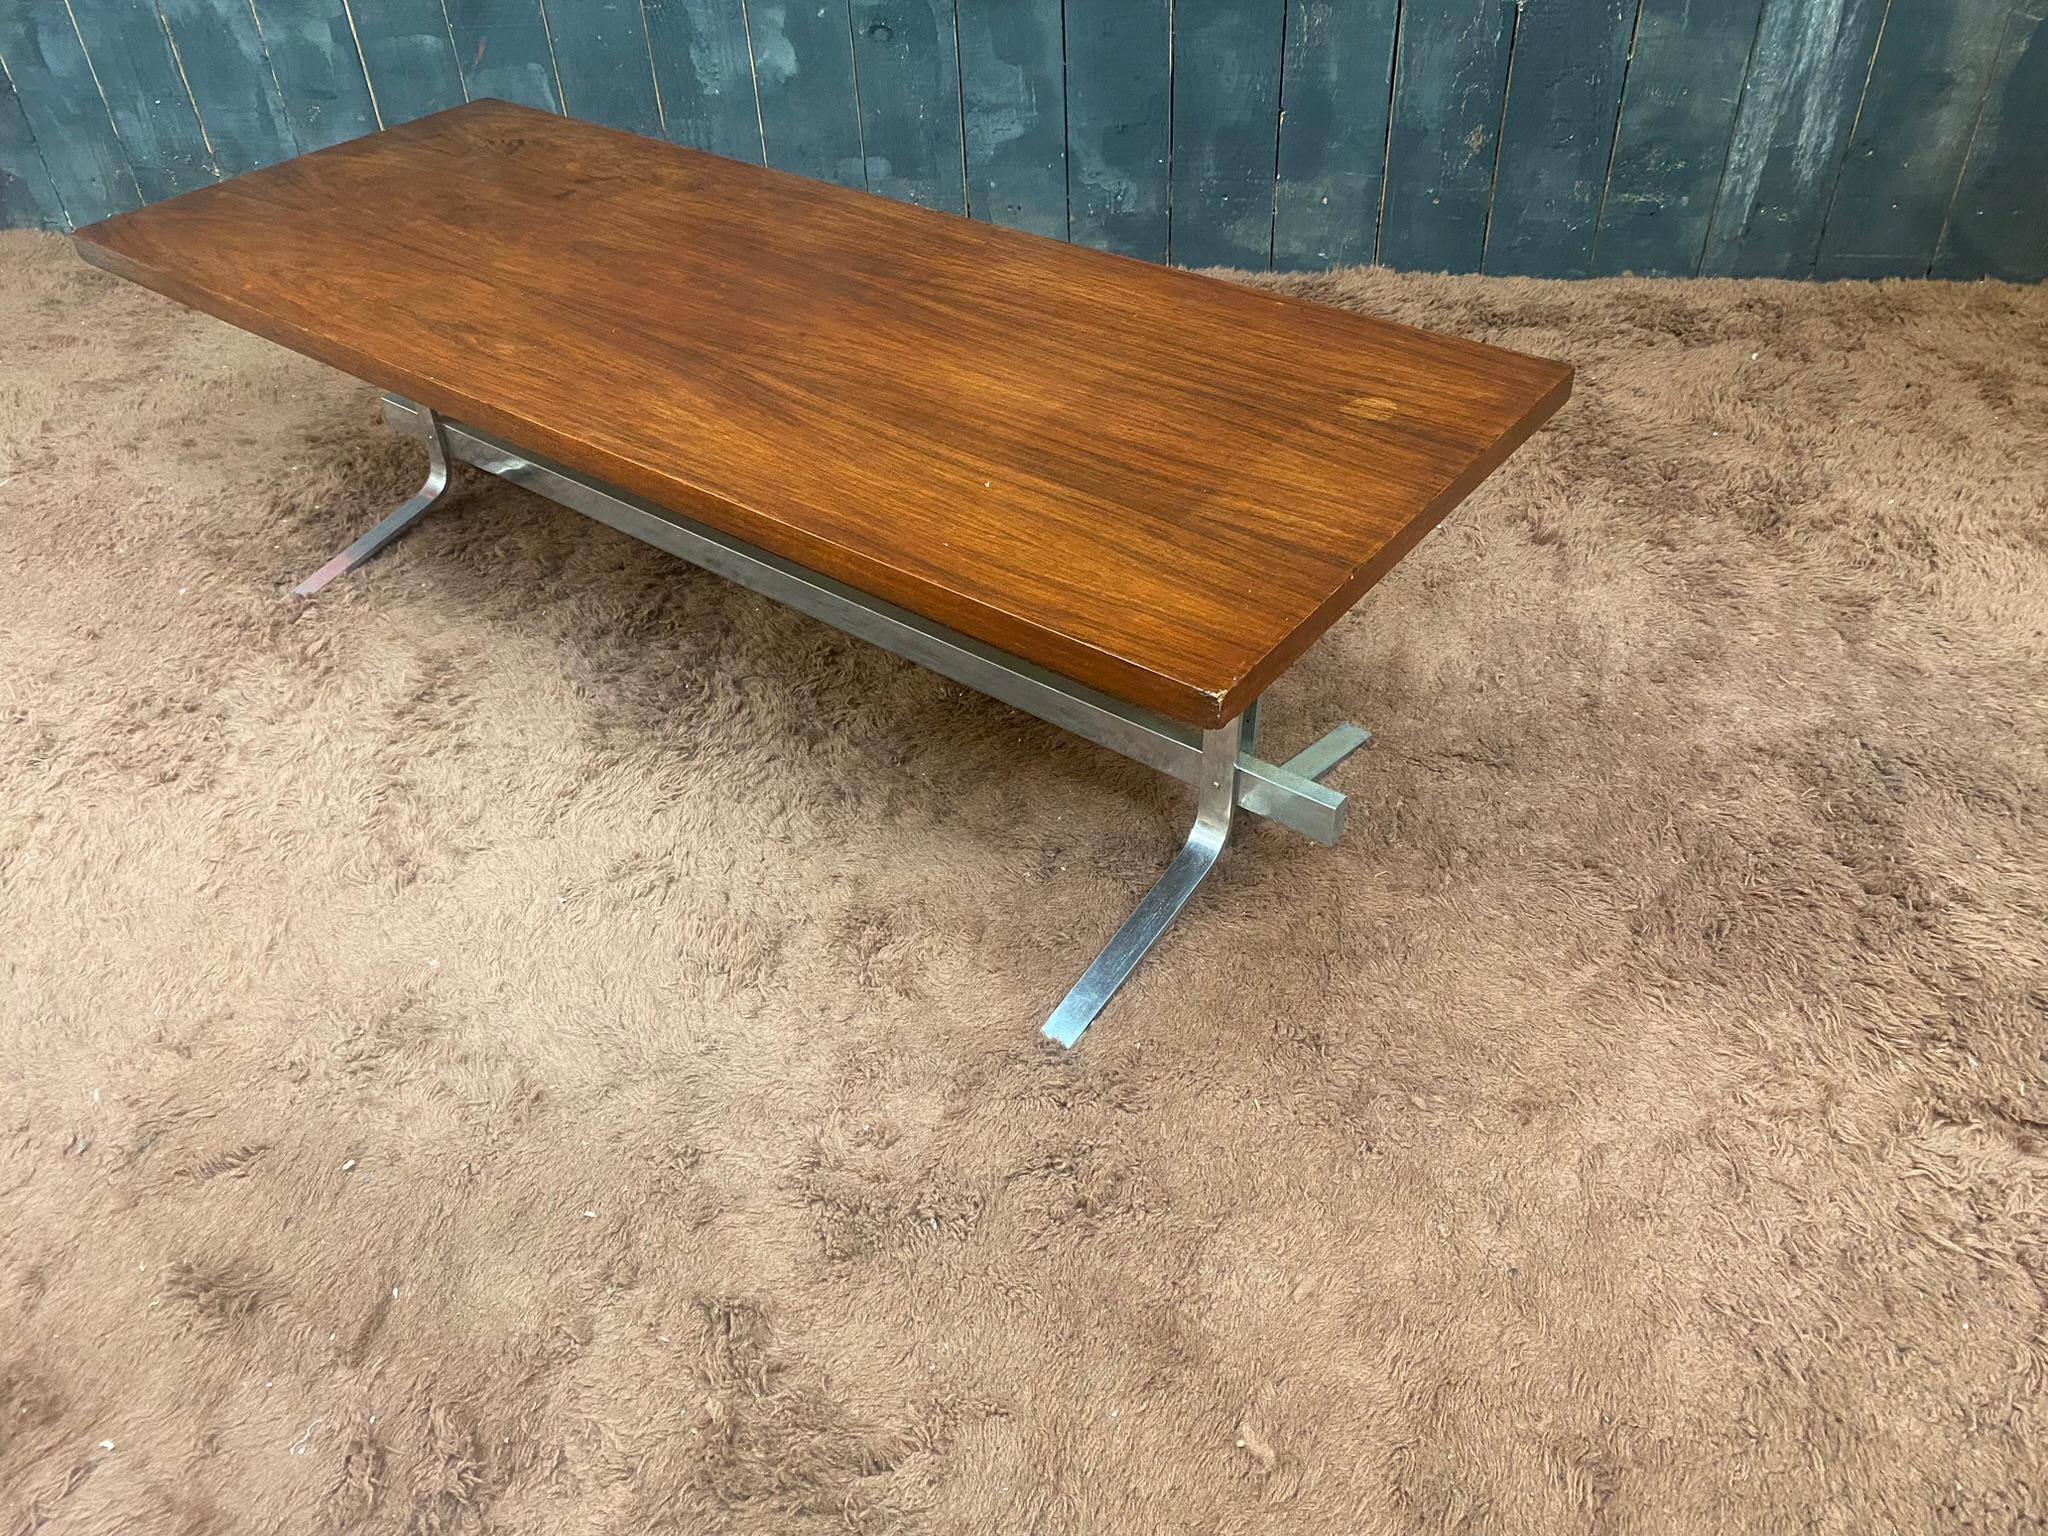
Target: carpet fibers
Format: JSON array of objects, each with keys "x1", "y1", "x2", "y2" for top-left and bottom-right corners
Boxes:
[{"x1": 2, "y1": 232, "x2": 2045, "y2": 1533}]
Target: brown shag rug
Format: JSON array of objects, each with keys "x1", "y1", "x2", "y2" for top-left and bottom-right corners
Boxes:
[{"x1": 2, "y1": 229, "x2": 2044, "y2": 1533}]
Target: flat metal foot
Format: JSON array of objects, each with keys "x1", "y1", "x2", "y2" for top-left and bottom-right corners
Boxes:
[
  {"x1": 1281, "y1": 723, "x2": 1371, "y2": 783},
  {"x1": 293, "y1": 408, "x2": 453, "y2": 596},
  {"x1": 1043, "y1": 717, "x2": 1242, "y2": 1048}
]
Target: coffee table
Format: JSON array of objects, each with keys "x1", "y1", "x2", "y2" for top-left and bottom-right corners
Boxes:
[{"x1": 73, "y1": 100, "x2": 1571, "y2": 1046}]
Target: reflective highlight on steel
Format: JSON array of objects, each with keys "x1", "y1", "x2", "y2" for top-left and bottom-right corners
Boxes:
[
  {"x1": 1042, "y1": 718, "x2": 1243, "y2": 1047},
  {"x1": 292, "y1": 407, "x2": 452, "y2": 596},
  {"x1": 310, "y1": 396, "x2": 1373, "y2": 1041}
]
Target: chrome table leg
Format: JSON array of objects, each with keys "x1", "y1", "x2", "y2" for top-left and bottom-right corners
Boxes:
[
  {"x1": 292, "y1": 407, "x2": 454, "y2": 596},
  {"x1": 369, "y1": 397, "x2": 1373, "y2": 1044},
  {"x1": 1043, "y1": 716, "x2": 1244, "y2": 1048},
  {"x1": 380, "y1": 394, "x2": 1366, "y2": 847}
]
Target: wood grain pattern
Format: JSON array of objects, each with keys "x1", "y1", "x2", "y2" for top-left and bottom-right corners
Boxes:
[{"x1": 73, "y1": 100, "x2": 1570, "y2": 727}]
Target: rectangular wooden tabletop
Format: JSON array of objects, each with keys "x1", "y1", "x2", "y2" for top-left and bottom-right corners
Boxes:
[{"x1": 73, "y1": 100, "x2": 1571, "y2": 729}]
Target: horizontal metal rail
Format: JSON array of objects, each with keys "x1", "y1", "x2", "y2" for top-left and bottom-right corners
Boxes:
[{"x1": 381, "y1": 396, "x2": 1368, "y2": 844}]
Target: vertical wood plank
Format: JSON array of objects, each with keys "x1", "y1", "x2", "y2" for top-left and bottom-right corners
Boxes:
[
  {"x1": 1701, "y1": 0, "x2": 1887, "y2": 277},
  {"x1": 1169, "y1": 0, "x2": 1284, "y2": 268},
  {"x1": 1595, "y1": 0, "x2": 1761, "y2": 275},
  {"x1": 15, "y1": 0, "x2": 2041, "y2": 273},
  {"x1": 0, "y1": 7, "x2": 141, "y2": 223},
  {"x1": 642, "y1": 0, "x2": 761, "y2": 160},
  {"x1": 1485, "y1": 0, "x2": 1635, "y2": 276},
  {"x1": 1272, "y1": 0, "x2": 1397, "y2": 271},
  {"x1": 1377, "y1": 0, "x2": 1515, "y2": 272},
  {"x1": 748, "y1": 0, "x2": 865, "y2": 186},
  {"x1": 252, "y1": 0, "x2": 380, "y2": 147},
  {"x1": 955, "y1": 0, "x2": 1065, "y2": 236},
  {"x1": 544, "y1": 0, "x2": 664, "y2": 134},
  {"x1": 1064, "y1": 0, "x2": 1169, "y2": 259},
  {"x1": 1816, "y1": 0, "x2": 2008, "y2": 277},
  {"x1": 157, "y1": 0, "x2": 301, "y2": 173},
  {"x1": 850, "y1": 0, "x2": 963, "y2": 208},
  {"x1": 441, "y1": 0, "x2": 562, "y2": 111},
  {"x1": 0, "y1": 61, "x2": 69, "y2": 228},
  {"x1": 346, "y1": 0, "x2": 468, "y2": 125},
  {"x1": 68, "y1": 0, "x2": 217, "y2": 201},
  {"x1": 1933, "y1": 2, "x2": 2047, "y2": 280}
]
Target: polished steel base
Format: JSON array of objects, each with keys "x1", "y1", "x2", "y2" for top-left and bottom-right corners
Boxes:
[
  {"x1": 293, "y1": 407, "x2": 453, "y2": 596},
  {"x1": 303, "y1": 395, "x2": 1372, "y2": 1043},
  {"x1": 1042, "y1": 716, "x2": 1243, "y2": 1046}
]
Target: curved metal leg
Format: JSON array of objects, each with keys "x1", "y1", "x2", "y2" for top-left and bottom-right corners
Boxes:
[
  {"x1": 293, "y1": 408, "x2": 453, "y2": 596},
  {"x1": 1043, "y1": 716, "x2": 1243, "y2": 1047}
]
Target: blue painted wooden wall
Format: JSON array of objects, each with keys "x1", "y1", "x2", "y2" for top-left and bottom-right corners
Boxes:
[{"x1": 1, "y1": 0, "x2": 2041, "y2": 280}]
